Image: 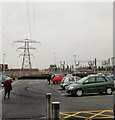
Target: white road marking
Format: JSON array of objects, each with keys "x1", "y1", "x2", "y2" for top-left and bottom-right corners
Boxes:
[{"x1": 29, "y1": 81, "x2": 42, "y2": 84}]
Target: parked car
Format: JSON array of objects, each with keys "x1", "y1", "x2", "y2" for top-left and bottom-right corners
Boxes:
[
  {"x1": 65, "y1": 74, "x2": 73, "y2": 77},
  {"x1": 0, "y1": 75, "x2": 13, "y2": 86},
  {"x1": 66, "y1": 74, "x2": 114, "y2": 96},
  {"x1": 51, "y1": 74, "x2": 65, "y2": 84},
  {"x1": 60, "y1": 76, "x2": 81, "y2": 89},
  {"x1": 108, "y1": 74, "x2": 115, "y2": 89}
]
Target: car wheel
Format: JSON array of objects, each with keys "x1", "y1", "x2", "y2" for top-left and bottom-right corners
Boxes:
[
  {"x1": 54, "y1": 81, "x2": 58, "y2": 84},
  {"x1": 64, "y1": 86, "x2": 68, "y2": 90},
  {"x1": 105, "y1": 88, "x2": 113, "y2": 95},
  {"x1": 76, "y1": 89, "x2": 83, "y2": 97}
]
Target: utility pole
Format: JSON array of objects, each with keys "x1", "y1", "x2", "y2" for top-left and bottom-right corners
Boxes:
[
  {"x1": 94, "y1": 58, "x2": 97, "y2": 73},
  {"x1": 111, "y1": 57, "x2": 115, "y2": 74},
  {"x1": 2, "y1": 53, "x2": 6, "y2": 74},
  {"x1": 13, "y1": 38, "x2": 40, "y2": 70},
  {"x1": 74, "y1": 55, "x2": 76, "y2": 71},
  {"x1": 54, "y1": 52, "x2": 56, "y2": 65}
]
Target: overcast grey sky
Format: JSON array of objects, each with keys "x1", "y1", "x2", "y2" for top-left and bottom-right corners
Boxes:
[{"x1": 0, "y1": 0, "x2": 114, "y2": 69}]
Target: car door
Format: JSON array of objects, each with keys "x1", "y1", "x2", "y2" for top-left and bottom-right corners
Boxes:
[
  {"x1": 82, "y1": 77, "x2": 96, "y2": 93},
  {"x1": 95, "y1": 76, "x2": 108, "y2": 92}
]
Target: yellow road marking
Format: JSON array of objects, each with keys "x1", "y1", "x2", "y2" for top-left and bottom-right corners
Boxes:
[
  {"x1": 63, "y1": 112, "x2": 81, "y2": 118},
  {"x1": 60, "y1": 110, "x2": 114, "y2": 119},
  {"x1": 87, "y1": 110, "x2": 106, "y2": 119}
]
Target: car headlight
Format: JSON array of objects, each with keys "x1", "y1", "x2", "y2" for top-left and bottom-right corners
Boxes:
[{"x1": 68, "y1": 86, "x2": 74, "y2": 90}]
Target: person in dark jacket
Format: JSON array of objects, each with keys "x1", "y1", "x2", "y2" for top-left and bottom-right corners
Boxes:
[
  {"x1": 4, "y1": 80, "x2": 12, "y2": 99},
  {"x1": 47, "y1": 75, "x2": 51, "y2": 84}
]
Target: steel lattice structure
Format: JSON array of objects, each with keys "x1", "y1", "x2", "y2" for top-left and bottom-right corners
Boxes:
[{"x1": 13, "y1": 38, "x2": 40, "y2": 70}]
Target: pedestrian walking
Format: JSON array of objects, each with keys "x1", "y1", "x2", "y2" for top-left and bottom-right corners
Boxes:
[
  {"x1": 4, "y1": 80, "x2": 12, "y2": 99},
  {"x1": 47, "y1": 75, "x2": 51, "y2": 84}
]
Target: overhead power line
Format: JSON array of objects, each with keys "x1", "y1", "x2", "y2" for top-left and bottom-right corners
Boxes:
[{"x1": 26, "y1": 1, "x2": 32, "y2": 39}]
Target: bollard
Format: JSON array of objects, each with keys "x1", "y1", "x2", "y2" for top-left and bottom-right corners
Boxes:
[
  {"x1": 46, "y1": 93, "x2": 52, "y2": 119},
  {"x1": 52, "y1": 102, "x2": 60, "y2": 120}
]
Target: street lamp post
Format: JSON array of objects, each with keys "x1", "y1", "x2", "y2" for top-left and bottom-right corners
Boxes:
[
  {"x1": 74, "y1": 55, "x2": 76, "y2": 71},
  {"x1": 54, "y1": 52, "x2": 56, "y2": 65},
  {"x1": 3, "y1": 53, "x2": 6, "y2": 74},
  {"x1": 112, "y1": 57, "x2": 115, "y2": 74}
]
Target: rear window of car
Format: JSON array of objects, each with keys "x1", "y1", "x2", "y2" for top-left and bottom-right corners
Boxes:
[
  {"x1": 69, "y1": 77, "x2": 75, "y2": 81},
  {"x1": 96, "y1": 76, "x2": 106, "y2": 82},
  {"x1": 56, "y1": 75, "x2": 65, "y2": 78},
  {"x1": 55, "y1": 75, "x2": 61, "y2": 78},
  {"x1": 105, "y1": 77, "x2": 113, "y2": 81}
]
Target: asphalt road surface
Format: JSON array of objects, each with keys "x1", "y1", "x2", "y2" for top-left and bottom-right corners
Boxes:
[{"x1": 1, "y1": 79, "x2": 114, "y2": 120}]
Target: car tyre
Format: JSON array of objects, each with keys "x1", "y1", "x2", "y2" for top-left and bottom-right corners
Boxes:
[
  {"x1": 105, "y1": 87, "x2": 113, "y2": 95},
  {"x1": 64, "y1": 85, "x2": 68, "y2": 90},
  {"x1": 54, "y1": 81, "x2": 58, "y2": 84},
  {"x1": 76, "y1": 89, "x2": 83, "y2": 97}
]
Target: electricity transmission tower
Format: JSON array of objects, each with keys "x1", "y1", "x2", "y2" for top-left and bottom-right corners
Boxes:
[{"x1": 13, "y1": 38, "x2": 40, "y2": 70}]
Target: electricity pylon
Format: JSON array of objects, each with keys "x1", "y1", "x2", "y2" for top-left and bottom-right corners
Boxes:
[{"x1": 13, "y1": 38, "x2": 40, "y2": 70}]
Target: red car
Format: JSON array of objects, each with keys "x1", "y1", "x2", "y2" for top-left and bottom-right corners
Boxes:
[{"x1": 51, "y1": 74, "x2": 65, "y2": 84}]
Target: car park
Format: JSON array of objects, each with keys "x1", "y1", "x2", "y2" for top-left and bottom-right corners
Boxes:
[
  {"x1": 51, "y1": 74, "x2": 65, "y2": 84},
  {"x1": 66, "y1": 74, "x2": 114, "y2": 96},
  {"x1": 60, "y1": 76, "x2": 81, "y2": 89}
]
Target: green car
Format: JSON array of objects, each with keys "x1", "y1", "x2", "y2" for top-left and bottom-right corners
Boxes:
[
  {"x1": 66, "y1": 74, "x2": 114, "y2": 96},
  {"x1": 60, "y1": 76, "x2": 81, "y2": 90}
]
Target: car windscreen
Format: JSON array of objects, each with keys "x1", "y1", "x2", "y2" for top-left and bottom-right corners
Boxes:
[
  {"x1": 64, "y1": 77, "x2": 70, "y2": 82},
  {"x1": 62, "y1": 77, "x2": 75, "y2": 82},
  {"x1": 75, "y1": 76, "x2": 81, "y2": 81},
  {"x1": 61, "y1": 77, "x2": 66, "y2": 82},
  {"x1": 76, "y1": 76, "x2": 89, "y2": 83}
]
